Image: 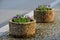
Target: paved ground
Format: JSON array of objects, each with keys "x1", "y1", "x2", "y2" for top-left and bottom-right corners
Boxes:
[{"x1": 0, "y1": 11, "x2": 60, "y2": 40}]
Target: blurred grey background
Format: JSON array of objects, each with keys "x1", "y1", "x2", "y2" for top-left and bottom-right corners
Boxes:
[
  {"x1": 0, "y1": 0, "x2": 60, "y2": 27},
  {"x1": 0, "y1": 0, "x2": 55, "y2": 10}
]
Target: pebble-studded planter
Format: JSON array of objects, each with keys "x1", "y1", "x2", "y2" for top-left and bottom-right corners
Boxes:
[
  {"x1": 9, "y1": 19, "x2": 36, "y2": 38},
  {"x1": 34, "y1": 9, "x2": 54, "y2": 23}
]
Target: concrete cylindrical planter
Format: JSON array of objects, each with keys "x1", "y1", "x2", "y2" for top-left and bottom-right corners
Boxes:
[
  {"x1": 34, "y1": 9, "x2": 54, "y2": 23},
  {"x1": 9, "y1": 19, "x2": 36, "y2": 38}
]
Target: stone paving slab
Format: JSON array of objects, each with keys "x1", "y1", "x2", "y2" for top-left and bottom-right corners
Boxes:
[{"x1": 0, "y1": 11, "x2": 60, "y2": 40}]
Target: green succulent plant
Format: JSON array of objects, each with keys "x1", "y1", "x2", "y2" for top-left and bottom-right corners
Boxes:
[
  {"x1": 12, "y1": 15, "x2": 31, "y2": 23},
  {"x1": 37, "y1": 5, "x2": 51, "y2": 12}
]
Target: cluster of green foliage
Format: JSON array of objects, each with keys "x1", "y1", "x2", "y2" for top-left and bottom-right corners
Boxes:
[
  {"x1": 12, "y1": 15, "x2": 31, "y2": 23},
  {"x1": 37, "y1": 5, "x2": 51, "y2": 11}
]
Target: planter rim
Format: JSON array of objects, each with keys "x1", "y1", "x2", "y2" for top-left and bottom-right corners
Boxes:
[
  {"x1": 35, "y1": 8, "x2": 54, "y2": 11},
  {"x1": 9, "y1": 19, "x2": 36, "y2": 24}
]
